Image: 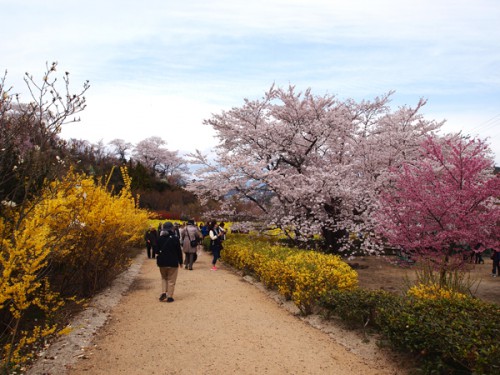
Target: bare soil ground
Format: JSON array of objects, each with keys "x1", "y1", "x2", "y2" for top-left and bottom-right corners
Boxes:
[
  {"x1": 353, "y1": 256, "x2": 500, "y2": 305},
  {"x1": 26, "y1": 251, "x2": 499, "y2": 375}
]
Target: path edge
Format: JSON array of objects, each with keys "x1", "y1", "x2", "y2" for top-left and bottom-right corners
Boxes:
[{"x1": 26, "y1": 252, "x2": 146, "y2": 375}]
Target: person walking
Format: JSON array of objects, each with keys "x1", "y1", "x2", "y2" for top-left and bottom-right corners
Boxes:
[
  {"x1": 219, "y1": 222, "x2": 227, "y2": 241},
  {"x1": 181, "y1": 219, "x2": 202, "y2": 270},
  {"x1": 208, "y1": 221, "x2": 224, "y2": 271},
  {"x1": 200, "y1": 222, "x2": 209, "y2": 238},
  {"x1": 156, "y1": 222, "x2": 183, "y2": 302},
  {"x1": 491, "y1": 248, "x2": 500, "y2": 277},
  {"x1": 473, "y1": 243, "x2": 485, "y2": 264},
  {"x1": 144, "y1": 226, "x2": 158, "y2": 259},
  {"x1": 173, "y1": 222, "x2": 181, "y2": 238}
]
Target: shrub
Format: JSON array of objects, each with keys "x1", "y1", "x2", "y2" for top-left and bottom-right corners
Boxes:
[
  {"x1": 0, "y1": 215, "x2": 63, "y2": 370},
  {"x1": 320, "y1": 288, "x2": 397, "y2": 330},
  {"x1": 151, "y1": 210, "x2": 179, "y2": 220},
  {"x1": 407, "y1": 283, "x2": 468, "y2": 301},
  {"x1": 0, "y1": 167, "x2": 149, "y2": 372},
  {"x1": 321, "y1": 287, "x2": 500, "y2": 374},
  {"x1": 376, "y1": 294, "x2": 500, "y2": 374},
  {"x1": 36, "y1": 168, "x2": 149, "y2": 296},
  {"x1": 221, "y1": 234, "x2": 358, "y2": 314}
]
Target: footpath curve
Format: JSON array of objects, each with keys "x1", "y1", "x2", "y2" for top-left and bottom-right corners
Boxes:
[{"x1": 28, "y1": 249, "x2": 407, "y2": 375}]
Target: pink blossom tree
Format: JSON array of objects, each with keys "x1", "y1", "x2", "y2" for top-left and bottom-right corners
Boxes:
[
  {"x1": 187, "y1": 85, "x2": 442, "y2": 253},
  {"x1": 375, "y1": 135, "x2": 500, "y2": 277}
]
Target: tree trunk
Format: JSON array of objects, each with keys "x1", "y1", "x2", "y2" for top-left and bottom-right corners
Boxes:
[{"x1": 322, "y1": 227, "x2": 348, "y2": 254}]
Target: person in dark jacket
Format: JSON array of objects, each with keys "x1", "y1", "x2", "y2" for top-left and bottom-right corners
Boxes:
[
  {"x1": 156, "y1": 222, "x2": 183, "y2": 302},
  {"x1": 491, "y1": 247, "x2": 500, "y2": 277},
  {"x1": 173, "y1": 222, "x2": 181, "y2": 238},
  {"x1": 208, "y1": 221, "x2": 224, "y2": 271},
  {"x1": 473, "y1": 243, "x2": 485, "y2": 264},
  {"x1": 144, "y1": 226, "x2": 158, "y2": 259}
]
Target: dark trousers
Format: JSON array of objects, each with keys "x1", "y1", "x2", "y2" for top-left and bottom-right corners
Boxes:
[
  {"x1": 146, "y1": 243, "x2": 155, "y2": 258},
  {"x1": 493, "y1": 259, "x2": 500, "y2": 275},
  {"x1": 212, "y1": 247, "x2": 221, "y2": 265},
  {"x1": 184, "y1": 253, "x2": 196, "y2": 269}
]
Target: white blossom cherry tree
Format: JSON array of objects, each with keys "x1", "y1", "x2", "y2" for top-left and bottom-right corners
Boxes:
[
  {"x1": 132, "y1": 136, "x2": 188, "y2": 183},
  {"x1": 109, "y1": 138, "x2": 133, "y2": 162},
  {"x1": 188, "y1": 85, "x2": 442, "y2": 253}
]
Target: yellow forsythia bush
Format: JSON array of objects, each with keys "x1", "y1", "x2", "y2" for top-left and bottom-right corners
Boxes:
[
  {"x1": 407, "y1": 283, "x2": 468, "y2": 301},
  {"x1": 0, "y1": 214, "x2": 62, "y2": 369},
  {"x1": 0, "y1": 167, "x2": 149, "y2": 372},
  {"x1": 35, "y1": 167, "x2": 149, "y2": 295},
  {"x1": 221, "y1": 234, "x2": 358, "y2": 314},
  {"x1": 282, "y1": 252, "x2": 358, "y2": 314}
]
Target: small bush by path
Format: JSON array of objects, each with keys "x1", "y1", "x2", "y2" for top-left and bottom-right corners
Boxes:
[
  {"x1": 0, "y1": 168, "x2": 149, "y2": 374},
  {"x1": 221, "y1": 234, "x2": 358, "y2": 315}
]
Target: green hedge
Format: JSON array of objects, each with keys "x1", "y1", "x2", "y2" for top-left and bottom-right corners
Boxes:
[{"x1": 321, "y1": 289, "x2": 500, "y2": 374}]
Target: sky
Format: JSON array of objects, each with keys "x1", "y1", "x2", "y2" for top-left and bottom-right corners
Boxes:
[{"x1": 2, "y1": 0, "x2": 500, "y2": 165}]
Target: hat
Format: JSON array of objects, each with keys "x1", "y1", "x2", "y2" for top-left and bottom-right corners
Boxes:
[{"x1": 163, "y1": 222, "x2": 174, "y2": 231}]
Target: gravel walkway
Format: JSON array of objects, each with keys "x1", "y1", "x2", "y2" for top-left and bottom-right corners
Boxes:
[{"x1": 27, "y1": 249, "x2": 406, "y2": 375}]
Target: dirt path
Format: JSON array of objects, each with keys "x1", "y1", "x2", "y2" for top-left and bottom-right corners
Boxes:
[{"x1": 28, "y1": 250, "x2": 407, "y2": 375}]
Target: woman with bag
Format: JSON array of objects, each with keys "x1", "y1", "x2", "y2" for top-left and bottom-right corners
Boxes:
[
  {"x1": 181, "y1": 219, "x2": 202, "y2": 270},
  {"x1": 208, "y1": 221, "x2": 224, "y2": 271}
]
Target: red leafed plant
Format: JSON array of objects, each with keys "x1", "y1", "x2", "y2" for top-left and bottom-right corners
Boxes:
[{"x1": 376, "y1": 135, "x2": 500, "y2": 282}]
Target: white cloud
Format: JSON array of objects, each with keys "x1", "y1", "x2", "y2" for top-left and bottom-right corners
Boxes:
[
  {"x1": 59, "y1": 89, "x2": 221, "y2": 153},
  {"x1": 2, "y1": 0, "x2": 499, "y2": 164}
]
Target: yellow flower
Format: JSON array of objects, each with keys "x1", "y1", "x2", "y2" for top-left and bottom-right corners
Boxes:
[{"x1": 407, "y1": 283, "x2": 467, "y2": 301}]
